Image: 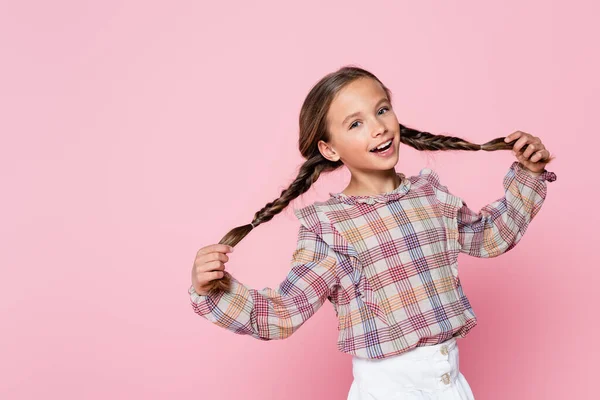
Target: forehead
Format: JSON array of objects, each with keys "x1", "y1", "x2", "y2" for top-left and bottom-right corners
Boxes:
[{"x1": 328, "y1": 77, "x2": 387, "y2": 121}]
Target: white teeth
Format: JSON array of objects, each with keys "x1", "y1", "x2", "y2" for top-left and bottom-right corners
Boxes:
[
  {"x1": 377, "y1": 140, "x2": 392, "y2": 149},
  {"x1": 373, "y1": 139, "x2": 392, "y2": 151}
]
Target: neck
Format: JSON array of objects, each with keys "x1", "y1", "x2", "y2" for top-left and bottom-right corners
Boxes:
[{"x1": 342, "y1": 170, "x2": 401, "y2": 196}]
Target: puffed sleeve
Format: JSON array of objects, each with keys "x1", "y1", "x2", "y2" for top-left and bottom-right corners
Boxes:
[
  {"x1": 455, "y1": 161, "x2": 557, "y2": 258},
  {"x1": 188, "y1": 224, "x2": 339, "y2": 340}
]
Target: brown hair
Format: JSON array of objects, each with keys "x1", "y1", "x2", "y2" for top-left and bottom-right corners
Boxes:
[{"x1": 205, "y1": 65, "x2": 555, "y2": 293}]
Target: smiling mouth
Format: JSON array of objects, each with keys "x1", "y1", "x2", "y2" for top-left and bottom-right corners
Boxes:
[{"x1": 369, "y1": 138, "x2": 393, "y2": 152}]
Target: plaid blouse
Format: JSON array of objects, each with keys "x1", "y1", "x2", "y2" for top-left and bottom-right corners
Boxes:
[{"x1": 189, "y1": 161, "x2": 557, "y2": 359}]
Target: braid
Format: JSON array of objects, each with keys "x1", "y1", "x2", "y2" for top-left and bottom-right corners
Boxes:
[
  {"x1": 205, "y1": 154, "x2": 339, "y2": 294},
  {"x1": 399, "y1": 123, "x2": 554, "y2": 163}
]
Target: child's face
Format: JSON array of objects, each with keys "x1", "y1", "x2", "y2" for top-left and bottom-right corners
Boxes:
[{"x1": 320, "y1": 77, "x2": 400, "y2": 172}]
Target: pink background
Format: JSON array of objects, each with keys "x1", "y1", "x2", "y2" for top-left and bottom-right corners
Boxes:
[{"x1": 1, "y1": 1, "x2": 596, "y2": 398}]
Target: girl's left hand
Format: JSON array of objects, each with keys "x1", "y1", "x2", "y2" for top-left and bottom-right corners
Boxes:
[{"x1": 504, "y1": 130, "x2": 551, "y2": 174}]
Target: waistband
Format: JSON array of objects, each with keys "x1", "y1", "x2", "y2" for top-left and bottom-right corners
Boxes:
[
  {"x1": 350, "y1": 337, "x2": 461, "y2": 391},
  {"x1": 353, "y1": 337, "x2": 457, "y2": 363}
]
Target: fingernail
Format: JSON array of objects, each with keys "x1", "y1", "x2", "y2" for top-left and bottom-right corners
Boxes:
[{"x1": 229, "y1": 246, "x2": 234, "y2": 252}]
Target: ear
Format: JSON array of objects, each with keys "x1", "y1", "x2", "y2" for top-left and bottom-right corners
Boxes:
[{"x1": 318, "y1": 139, "x2": 340, "y2": 162}]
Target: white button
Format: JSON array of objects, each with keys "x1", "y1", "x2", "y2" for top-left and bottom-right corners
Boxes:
[
  {"x1": 440, "y1": 345, "x2": 448, "y2": 355},
  {"x1": 441, "y1": 373, "x2": 451, "y2": 385}
]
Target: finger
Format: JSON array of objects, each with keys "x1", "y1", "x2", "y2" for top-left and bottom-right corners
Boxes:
[
  {"x1": 200, "y1": 270, "x2": 225, "y2": 285},
  {"x1": 197, "y1": 244, "x2": 234, "y2": 256},
  {"x1": 522, "y1": 142, "x2": 537, "y2": 159},
  {"x1": 504, "y1": 130, "x2": 522, "y2": 143},
  {"x1": 531, "y1": 150, "x2": 545, "y2": 162},
  {"x1": 530, "y1": 144, "x2": 546, "y2": 160},
  {"x1": 513, "y1": 134, "x2": 532, "y2": 154},
  {"x1": 209, "y1": 270, "x2": 225, "y2": 281},
  {"x1": 200, "y1": 260, "x2": 225, "y2": 273},
  {"x1": 197, "y1": 251, "x2": 229, "y2": 265},
  {"x1": 208, "y1": 261, "x2": 226, "y2": 272}
]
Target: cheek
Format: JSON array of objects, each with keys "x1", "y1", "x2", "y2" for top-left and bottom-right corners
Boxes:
[
  {"x1": 387, "y1": 111, "x2": 399, "y2": 124},
  {"x1": 343, "y1": 138, "x2": 369, "y2": 155}
]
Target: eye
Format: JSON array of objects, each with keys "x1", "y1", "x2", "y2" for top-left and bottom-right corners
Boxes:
[
  {"x1": 349, "y1": 120, "x2": 361, "y2": 130},
  {"x1": 348, "y1": 107, "x2": 390, "y2": 130}
]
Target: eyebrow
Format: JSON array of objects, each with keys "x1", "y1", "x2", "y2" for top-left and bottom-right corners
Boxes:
[{"x1": 341, "y1": 98, "x2": 390, "y2": 126}]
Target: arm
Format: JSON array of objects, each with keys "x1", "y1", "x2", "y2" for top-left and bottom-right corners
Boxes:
[
  {"x1": 456, "y1": 161, "x2": 557, "y2": 258},
  {"x1": 188, "y1": 224, "x2": 338, "y2": 340}
]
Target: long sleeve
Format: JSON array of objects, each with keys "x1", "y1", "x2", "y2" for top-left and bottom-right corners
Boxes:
[
  {"x1": 456, "y1": 161, "x2": 557, "y2": 258},
  {"x1": 188, "y1": 224, "x2": 339, "y2": 341}
]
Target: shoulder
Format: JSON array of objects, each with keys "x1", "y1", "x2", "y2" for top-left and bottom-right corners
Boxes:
[
  {"x1": 293, "y1": 203, "x2": 318, "y2": 230},
  {"x1": 415, "y1": 167, "x2": 447, "y2": 191},
  {"x1": 401, "y1": 167, "x2": 450, "y2": 196},
  {"x1": 293, "y1": 198, "x2": 336, "y2": 232},
  {"x1": 412, "y1": 167, "x2": 464, "y2": 208}
]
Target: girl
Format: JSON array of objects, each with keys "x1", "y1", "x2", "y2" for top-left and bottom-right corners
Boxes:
[{"x1": 189, "y1": 66, "x2": 557, "y2": 399}]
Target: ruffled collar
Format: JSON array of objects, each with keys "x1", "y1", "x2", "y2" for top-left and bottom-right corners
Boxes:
[{"x1": 329, "y1": 172, "x2": 411, "y2": 205}]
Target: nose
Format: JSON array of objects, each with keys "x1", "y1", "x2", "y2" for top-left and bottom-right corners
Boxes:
[{"x1": 370, "y1": 117, "x2": 387, "y2": 137}]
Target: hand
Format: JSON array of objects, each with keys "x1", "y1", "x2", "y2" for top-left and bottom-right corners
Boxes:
[
  {"x1": 191, "y1": 244, "x2": 234, "y2": 295},
  {"x1": 503, "y1": 130, "x2": 551, "y2": 174}
]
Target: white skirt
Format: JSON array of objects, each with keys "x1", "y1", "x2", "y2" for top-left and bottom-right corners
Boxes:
[{"x1": 347, "y1": 337, "x2": 475, "y2": 399}]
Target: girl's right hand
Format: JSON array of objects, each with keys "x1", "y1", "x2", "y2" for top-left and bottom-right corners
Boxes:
[{"x1": 191, "y1": 244, "x2": 234, "y2": 295}]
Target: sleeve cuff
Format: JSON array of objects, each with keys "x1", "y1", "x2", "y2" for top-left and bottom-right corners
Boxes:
[
  {"x1": 511, "y1": 161, "x2": 557, "y2": 183},
  {"x1": 189, "y1": 284, "x2": 208, "y2": 301}
]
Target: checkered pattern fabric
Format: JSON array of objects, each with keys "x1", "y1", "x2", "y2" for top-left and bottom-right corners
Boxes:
[{"x1": 189, "y1": 161, "x2": 557, "y2": 359}]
